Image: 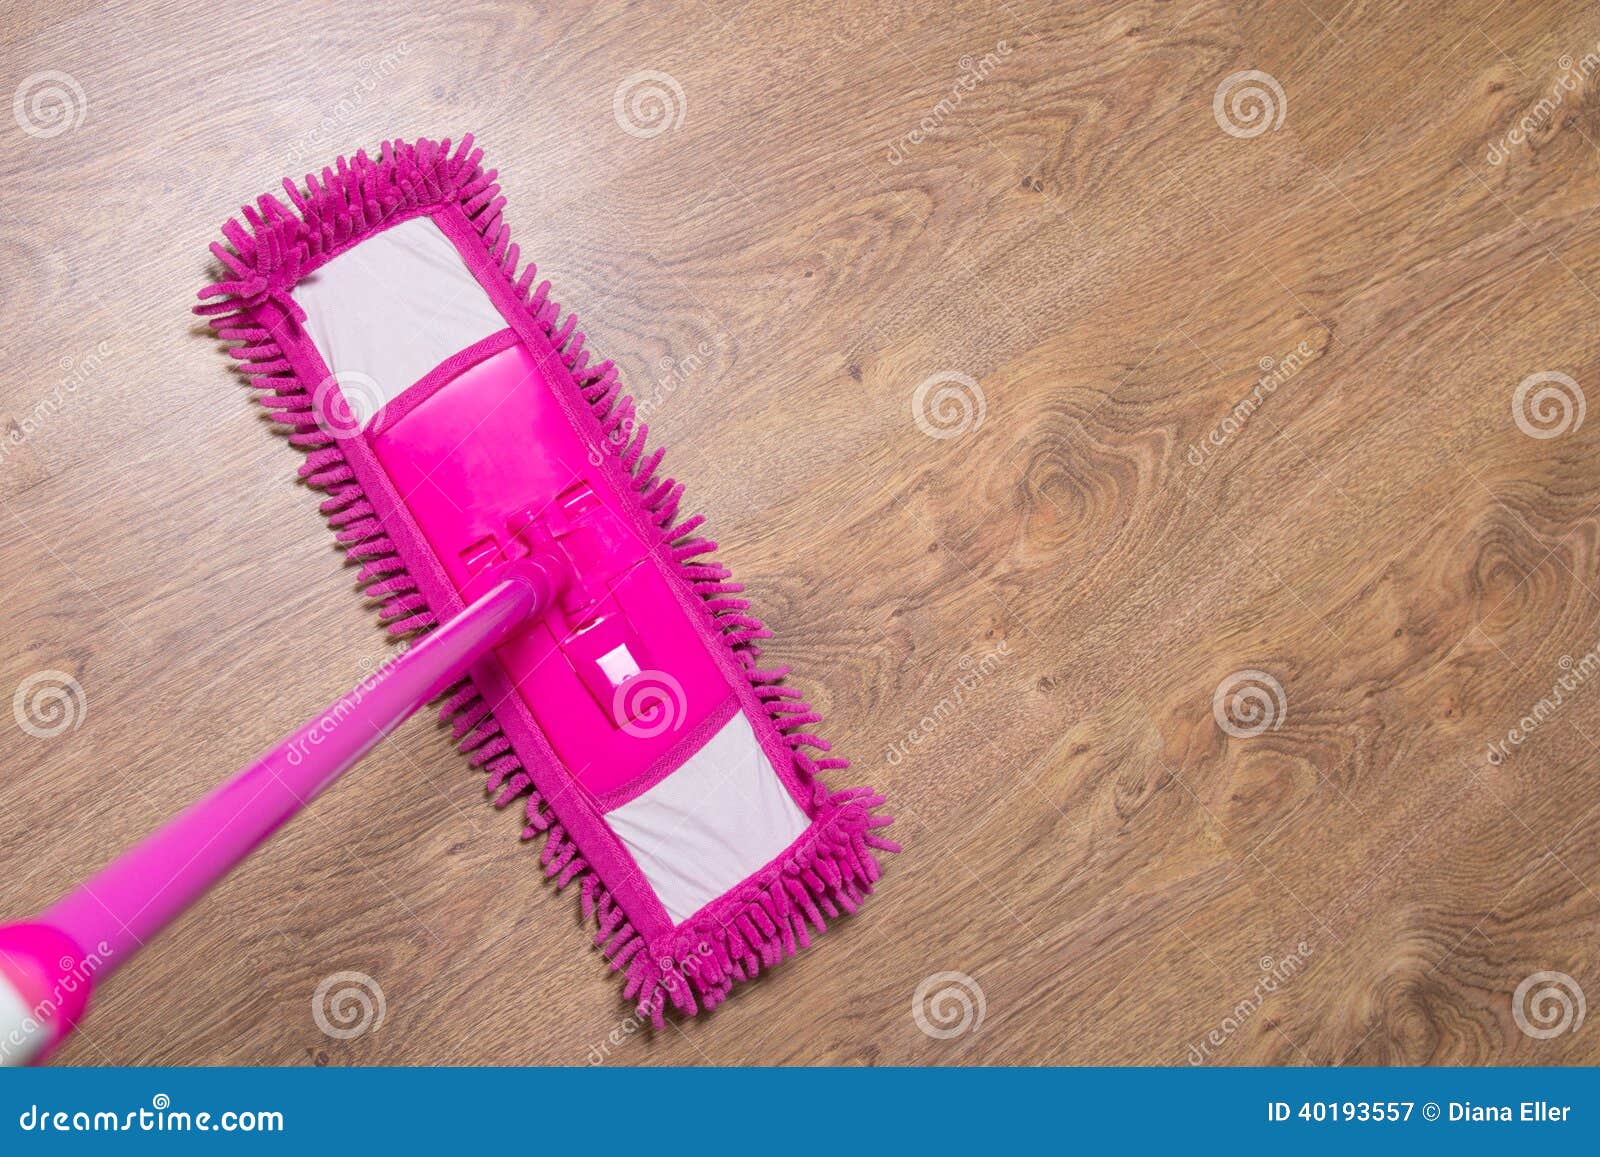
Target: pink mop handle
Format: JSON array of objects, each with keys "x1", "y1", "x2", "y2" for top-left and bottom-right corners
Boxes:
[{"x1": 0, "y1": 561, "x2": 560, "y2": 1065}]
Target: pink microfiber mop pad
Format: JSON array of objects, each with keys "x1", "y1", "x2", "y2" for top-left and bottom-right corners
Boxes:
[{"x1": 194, "y1": 135, "x2": 898, "y2": 1024}]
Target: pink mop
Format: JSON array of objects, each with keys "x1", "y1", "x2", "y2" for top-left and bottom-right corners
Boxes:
[{"x1": 0, "y1": 135, "x2": 896, "y2": 1063}]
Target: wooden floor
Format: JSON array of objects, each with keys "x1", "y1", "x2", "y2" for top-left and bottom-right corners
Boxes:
[{"x1": 2, "y1": 0, "x2": 1598, "y2": 1065}]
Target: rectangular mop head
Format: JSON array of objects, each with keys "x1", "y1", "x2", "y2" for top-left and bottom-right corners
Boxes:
[{"x1": 194, "y1": 135, "x2": 898, "y2": 1025}]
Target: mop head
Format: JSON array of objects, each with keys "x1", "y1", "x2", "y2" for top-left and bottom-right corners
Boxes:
[{"x1": 194, "y1": 135, "x2": 896, "y2": 1024}]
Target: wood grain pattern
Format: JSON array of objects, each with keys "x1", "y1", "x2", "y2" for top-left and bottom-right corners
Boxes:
[{"x1": 2, "y1": 0, "x2": 1599, "y2": 1065}]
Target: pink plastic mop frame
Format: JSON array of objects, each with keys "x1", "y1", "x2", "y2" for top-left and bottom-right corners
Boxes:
[{"x1": 193, "y1": 134, "x2": 899, "y2": 1026}]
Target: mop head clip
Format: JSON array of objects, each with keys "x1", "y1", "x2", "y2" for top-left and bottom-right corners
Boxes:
[{"x1": 195, "y1": 135, "x2": 897, "y2": 1023}]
